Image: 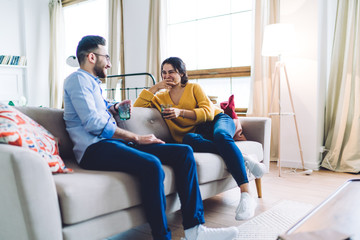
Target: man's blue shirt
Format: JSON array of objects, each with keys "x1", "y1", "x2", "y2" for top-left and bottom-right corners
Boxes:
[{"x1": 63, "y1": 69, "x2": 117, "y2": 163}]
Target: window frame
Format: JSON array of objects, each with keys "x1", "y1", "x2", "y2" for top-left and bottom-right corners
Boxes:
[
  {"x1": 61, "y1": 0, "x2": 87, "y2": 7},
  {"x1": 187, "y1": 66, "x2": 250, "y2": 80},
  {"x1": 188, "y1": 66, "x2": 251, "y2": 115}
]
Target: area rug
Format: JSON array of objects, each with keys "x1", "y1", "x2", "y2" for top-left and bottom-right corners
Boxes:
[{"x1": 235, "y1": 200, "x2": 314, "y2": 240}]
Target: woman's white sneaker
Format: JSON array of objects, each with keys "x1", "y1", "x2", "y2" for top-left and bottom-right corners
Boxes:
[
  {"x1": 235, "y1": 192, "x2": 257, "y2": 221},
  {"x1": 243, "y1": 154, "x2": 266, "y2": 178}
]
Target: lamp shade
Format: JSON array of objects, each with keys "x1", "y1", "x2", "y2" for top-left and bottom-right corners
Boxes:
[
  {"x1": 66, "y1": 55, "x2": 79, "y2": 67},
  {"x1": 262, "y1": 24, "x2": 295, "y2": 57}
]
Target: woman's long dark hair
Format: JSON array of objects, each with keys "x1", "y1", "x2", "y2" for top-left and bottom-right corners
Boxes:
[{"x1": 161, "y1": 57, "x2": 188, "y2": 85}]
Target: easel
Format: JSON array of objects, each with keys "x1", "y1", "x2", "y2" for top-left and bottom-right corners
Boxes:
[{"x1": 268, "y1": 61, "x2": 305, "y2": 176}]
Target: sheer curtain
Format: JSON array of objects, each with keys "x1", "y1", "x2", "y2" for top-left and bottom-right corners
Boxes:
[
  {"x1": 49, "y1": 0, "x2": 65, "y2": 108},
  {"x1": 108, "y1": 0, "x2": 125, "y2": 100},
  {"x1": 322, "y1": 0, "x2": 360, "y2": 173},
  {"x1": 248, "y1": 0, "x2": 279, "y2": 160},
  {"x1": 146, "y1": 0, "x2": 166, "y2": 85}
]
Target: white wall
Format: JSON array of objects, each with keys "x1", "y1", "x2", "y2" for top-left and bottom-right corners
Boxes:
[
  {"x1": 278, "y1": 0, "x2": 320, "y2": 169},
  {"x1": 278, "y1": 0, "x2": 339, "y2": 170},
  {"x1": 0, "y1": 0, "x2": 25, "y2": 55},
  {"x1": 123, "y1": 0, "x2": 150, "y2": 100},
  {"x1": 277, "y1": 0, "x2": 337, "y2": 170},
  {"x1": 0, "y1": 0, "x2": 26, "y2": 104},
  {"x1": 23, "y1": 0, "x2": 51, "y2": 107},
  {"x1": 123, "y1": 0, "x2": 149, "y2": 75},
  {"x1": 0, "y1": 0, "x2": 50, "y2": 106}
]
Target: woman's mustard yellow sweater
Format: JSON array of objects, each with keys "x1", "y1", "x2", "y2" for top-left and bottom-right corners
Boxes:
[{"x1": 133, "y1": 83, "x2": 223, "y2": 143}]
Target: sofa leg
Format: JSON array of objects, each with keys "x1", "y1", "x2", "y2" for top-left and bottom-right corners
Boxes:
[{"x1": 255, "y1": 178, "x2": 262, "y2": 198}]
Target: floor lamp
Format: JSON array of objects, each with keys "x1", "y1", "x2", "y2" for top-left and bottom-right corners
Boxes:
[{"x1": 262, "y1": 24, "x2": 305, "y2": 177}]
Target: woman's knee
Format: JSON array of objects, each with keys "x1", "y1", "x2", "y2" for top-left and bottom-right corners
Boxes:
[
  {"x1": 213, "y1": 130, "x2": 233, "y2": 143},
  {"x1": 182, "y1": 133, "x2": 199, "y2": 145}
]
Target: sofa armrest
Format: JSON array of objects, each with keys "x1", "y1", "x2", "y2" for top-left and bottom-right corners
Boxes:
[
  {"x1": 0, "y1": 144, "x2": 62, "y2": 240},
  {"x1": 238, "y1": 117, "x2": 271, "y2": 170}
]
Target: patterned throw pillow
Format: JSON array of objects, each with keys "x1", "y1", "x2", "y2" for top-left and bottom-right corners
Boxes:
[{"x1": 0, "y1": 104, "x2": 72, "y2": 173}]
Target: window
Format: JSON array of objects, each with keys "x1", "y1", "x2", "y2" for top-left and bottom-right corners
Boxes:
[
  {"x1": 166, "y1": 0, "x2": 252, "y2": 109},
  {"x1": 63, "y1": 0, "x2": 109, "y2": 89}
]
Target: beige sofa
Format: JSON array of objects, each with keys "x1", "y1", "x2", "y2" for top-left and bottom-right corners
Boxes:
[{"x1": 0, "y1": 106, "x2": 271, "y2": 240}]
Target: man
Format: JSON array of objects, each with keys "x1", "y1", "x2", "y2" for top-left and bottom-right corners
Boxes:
[{"x1": 63, "y1": 35, "x2": 239, "y2": 240}]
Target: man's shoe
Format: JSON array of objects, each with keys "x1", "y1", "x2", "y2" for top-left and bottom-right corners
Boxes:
[
  {"x1": 185, "y1": 224, "x2": 239, "y2": 240},
  {"x1": 244, "y1": 154, "x2": 266, "y2": 178},
  {"x1": 196, "y1": 225, "x2": 239, "y2": 240}
]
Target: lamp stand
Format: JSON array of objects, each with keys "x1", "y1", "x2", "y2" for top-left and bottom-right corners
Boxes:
[{"x1": 269, "y1": 61, "x2": 305, "y2": 177}]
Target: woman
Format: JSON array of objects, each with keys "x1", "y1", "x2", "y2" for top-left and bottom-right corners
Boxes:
[{"x1": 134, "y1": 57, "x2": 266, "y2": 220}]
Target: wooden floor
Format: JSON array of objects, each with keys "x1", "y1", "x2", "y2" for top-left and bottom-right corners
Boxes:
[{"x1": 110, "y1": 162, "x2": 360, "y2": 240}]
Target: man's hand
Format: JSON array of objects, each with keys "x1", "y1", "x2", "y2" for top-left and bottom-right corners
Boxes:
[
  {"x1": 115, "y1": 99, "x2": 132, "y2": 112},
  {"x1": 137, "y1": 134, "x2": 165, "y2": 145},
  {"x1": 113, "y1": 128, "x2": 165, "y2": 145}
]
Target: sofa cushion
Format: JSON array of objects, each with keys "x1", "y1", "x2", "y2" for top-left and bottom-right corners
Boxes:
[
  {"x1": 235, "y1": 141, "x2": 264, "y2": 162},
  {"x1": 195, "y1": 140, "x2": 263, "y2": 184},
  {"x1": 55, "y1": 160, "x2": 177, "y2": 225},
  {"x1": 114, "y1": 107, "x2": 173, "y2": 143},
  {"x1": 0, "y1": 104, "x2": 71, "y2": 173}
]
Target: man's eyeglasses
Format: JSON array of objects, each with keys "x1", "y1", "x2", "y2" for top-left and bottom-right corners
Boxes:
[{"x1": 93, "y1": 53, "x2": 111, "y2": 62}]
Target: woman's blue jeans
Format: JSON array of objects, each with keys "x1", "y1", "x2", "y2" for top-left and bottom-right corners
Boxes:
[
  {"x1": 183, "y1": 113, "x2": 248, "y2": 186},
  {"x1": 80, "y1": 140, "x2": 205, "y2": 240}
]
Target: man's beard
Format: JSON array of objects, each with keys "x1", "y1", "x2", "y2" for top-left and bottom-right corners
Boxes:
[{"x1": 94, "y1": 62, "x2": 107, "y2": 78}]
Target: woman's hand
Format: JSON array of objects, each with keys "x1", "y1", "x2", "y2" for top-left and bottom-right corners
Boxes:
[
  {"x1": 163, "y1": 108, "x2": 197, "y2": 120},
  {"x1": 149, "y1": 79, "x2": 177, "y2": 94},
  {"x1": 162, "y1": 107, "x2": 181, "y2": 119}
]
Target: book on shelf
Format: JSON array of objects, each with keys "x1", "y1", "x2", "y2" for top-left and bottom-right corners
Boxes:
[{"x1": 0, "y1": 55, "x2": 27, "y2": 66}]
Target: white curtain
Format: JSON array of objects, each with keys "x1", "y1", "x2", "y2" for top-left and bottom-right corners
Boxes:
[
  {"x1": 248, "y1": 0, "x2": 279, "y2": 160},
  {"x1": 147, "y1": 0, "x2": 166, "y2": 85},
  {"x1": 108, "y1": 0, "x2": 124, "y2": 76},
  {"x1": 106, "y1": 0, "x2": 125, "y2": 100},
  {"x1": 107, "y1": 0, "x2": 125, "y2": 101},
  {"x1": 322, "y1": 0, "x2": 360, "y2": 173},
  {"x1": 49, "y1": 0, "x2": 65, "y2": 109}
]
